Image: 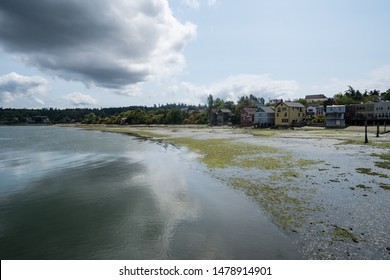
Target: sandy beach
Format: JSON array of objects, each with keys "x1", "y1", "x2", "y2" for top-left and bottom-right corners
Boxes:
[{"x1": 79, "y1": 124, "x2": 390, "y2": 259}]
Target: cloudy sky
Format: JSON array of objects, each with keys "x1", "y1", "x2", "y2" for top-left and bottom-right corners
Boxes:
[{"x1": 0, "y1": 0, "x2": 389, "y2": 108}]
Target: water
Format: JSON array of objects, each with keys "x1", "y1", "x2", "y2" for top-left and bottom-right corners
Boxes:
[{"x1": 0, "y1": 126, "x2": 300, "y2": 259}]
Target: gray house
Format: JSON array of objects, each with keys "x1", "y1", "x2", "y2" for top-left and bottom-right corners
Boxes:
[
  {"x1": 210, "y1": 108, "x2": 232, "y2": 126},
  {"x1": 374, "y1": 101, "x2": 390, "y2": 120},
  {"x1": 307, "y1": 104, "x2": 325, "y2": 117},
  {"x1": 254, "y1": 106, "x2": 275, "y2": 127},
  {"x1": 326, "y1": 105, "x2": 346, "y2": 127}
]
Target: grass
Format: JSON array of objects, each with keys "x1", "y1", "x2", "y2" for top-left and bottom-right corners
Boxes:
[
  {"x1": 339, "y1": 138, "x2": 390, "y2": 148},
  {"x1": 355, "y1": 184, "x2": 372, "y2": 191},
  {"x1": 248, "y1": 129, "x2": 283, "y2": 138},
  {"x1": 168, "y1": 137, "x2": 289, "y2": 169},
  {"x1": 134, "y1": 130, "x2": 170, "y2": 138},
  {"x1": 372, "y1": 152, "x2": 390, "y2": 170},
  {"x1": 355, "y1": 167, "x2": 389, "y2": 178},
  {"x1": 88, "y1": 126, "x2": 170, "y2": 139},
  {"x1": 168, "y1": 137, "x2": 323, "y2": 172},
  {"x1": 379, "y1": 185, "x2": 390, "y2": 191},
  {"x1": 229, "y1": 178, "x2": 313, "y2": 231},
  {"x1": 332, "y1": 226, "x2": 359, "y2": 243}
]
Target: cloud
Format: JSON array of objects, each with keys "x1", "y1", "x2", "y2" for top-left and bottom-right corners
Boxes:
[
  {"x1": 310, "y1": 65, "x2": 390, "y2": 95},
  {"x1": 181, "y1": 0, "x2": 201, "y2": 9},
  {"x1": 0, "y1": 0, "x2": 196, "y2": 90},
  {"x1": 62, "y1": 92, "x2": 97, "y2": 106},
  {"x1": 161, "y1": 74, "x2": 299, "y2": 105},
  {"x1": 0, "y1": 72, "x2": 48, "y2": 103},
  {"x1": 207, "y1": 0, "x2": 220, "y2": 6},
  {"x1": 181, "y1": 0, "x2": 220, "y2": 9}
]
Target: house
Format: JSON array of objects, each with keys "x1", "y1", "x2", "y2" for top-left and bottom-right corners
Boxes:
[
  {"x1": 254, "y1": 106, "x2": 275, "y2": 127},
  {"x1": 345, "y1": 103, "x2": 375, "y2": 124},
  {"x1": 326, "y1": 105, "x2": 346, "y2": 127},
  {"x1": 374, "y1": 101, "x2": 390, "y2": 120},
  {"x1": 305, "y1": 94, "x2": 327, "y2": 103},
  {"x1": 240, "y1": 108, "x2": 257, "y2": 126},
  {"x1": 307, "y1": 104, "x2": 325, "y2": 117},
  {"x1": 268, "y1": 98, "x2": 283, "y2": 105},
  {"x1": 275, "y1": 102, "x2": 306, "y2": 127},
  {"x1": 210, "y1": 108, "x2": 232, "y2": 126}
]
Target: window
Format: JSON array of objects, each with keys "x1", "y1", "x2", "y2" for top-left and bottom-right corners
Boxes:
[
  {"x1": 282, "y1": 119, "x2": 289, "y2": 123},
  {"x1": 284, "y1": 113, "x2": 287, "y2": 117}
]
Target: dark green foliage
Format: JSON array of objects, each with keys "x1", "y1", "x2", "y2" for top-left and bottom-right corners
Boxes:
[
  {"x1": 0, "y1": 104, "x2": 208, "y2": 125},
  {"x1": 333, "y1": 86, "x2": 390, "y2": 105}
]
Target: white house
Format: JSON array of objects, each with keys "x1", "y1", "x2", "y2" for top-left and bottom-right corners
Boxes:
[
  {"x1": 374, "y1": 101, "x2": 390, "y2": 120},
  {"x1": 307, "y1": 104, "x2": 325, "y2": 117},
  {"x1": 326, "y1": 105, "x2": 346, "y2": 127}
]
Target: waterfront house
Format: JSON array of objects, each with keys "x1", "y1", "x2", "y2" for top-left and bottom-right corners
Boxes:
[
  {"x1": 307, "y1": 104, "x2": 325, "y2": 117},
  {"x1": 374, "y1": 101, "x2": 390, "y2": 120},
  {"x1": 326, "y1": 105, "x2": 346, "y2": 127},
  {"x1": 345, "y1": 103, "x2": 375, "y2": 125},
  {"x1": 254, "y1": 106, "x2": 275, "y2": 127},
  {"x1": 275, "y1": 102, "x2": 306, "y2": 127},
  {"x1": 305, "y1": 94, "x2": 327, "y2": 103},
  {"x1": 240, "y1": 108, "x2": 257, "y2": 127},
  {"x1": 210, "y1": 108, "x2": 232, "y2": 126}
]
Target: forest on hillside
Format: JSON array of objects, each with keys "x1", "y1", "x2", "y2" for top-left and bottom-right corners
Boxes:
[{"x1": 1, "y1": 87, "x2": 389, "y2": 125}]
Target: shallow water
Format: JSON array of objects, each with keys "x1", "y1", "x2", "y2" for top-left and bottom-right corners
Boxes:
[{"x1": 0, "y1": 126, "x2": 300, "y2": 259}]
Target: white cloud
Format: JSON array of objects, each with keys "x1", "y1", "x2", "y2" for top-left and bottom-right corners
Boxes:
[
  {"x1": 310, "y1": 65, "x2": 390, "y2": 95},
  {"x1": 0, "y1": 0, "x2": 196, "y2": 90},
  {"x1": 160, "y1": 74, "x2": 299, "y2": 105},
  {"x1": 0, "y1": 72, "x2": 48, "y2": 103},
  {"x1": 207, "y1": 0, "x2": 220, "y2": 6},
  {"x1": 62, "y1": 92, "x2": 97, "y2": 106},
  {"x1": 180, "y1": 0, "x2": 220, "y2": 9},
  {"x1": 181, "y1": 0, "x2": 200, "y2": 9}
]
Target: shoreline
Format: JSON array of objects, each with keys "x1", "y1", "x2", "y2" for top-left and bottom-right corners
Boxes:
[{"x1": 68, "y1": 124, "x2": 390, "y2": 259}]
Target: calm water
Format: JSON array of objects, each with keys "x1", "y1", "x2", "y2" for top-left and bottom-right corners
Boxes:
[{"x1": 0, "y1": 126, "x2": 300, "y2": 259}]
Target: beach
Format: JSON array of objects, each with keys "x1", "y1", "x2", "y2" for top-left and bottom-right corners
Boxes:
[{"x1": 80, "y1": 124, "x2": 390, "y2": 259}]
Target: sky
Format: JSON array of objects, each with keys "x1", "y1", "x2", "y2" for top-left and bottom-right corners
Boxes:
[{"x1": 0, "y1": 0, "x2": 389, "y2": 109}]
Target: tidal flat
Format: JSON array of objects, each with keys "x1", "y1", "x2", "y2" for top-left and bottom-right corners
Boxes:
[{"x1": 82, "y1": 124, "x2": 390, "y2": 259}]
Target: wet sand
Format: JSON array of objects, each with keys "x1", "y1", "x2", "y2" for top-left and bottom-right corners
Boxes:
[{"x1": 78, "y1": 124, "x2": 390, "y2": 259}]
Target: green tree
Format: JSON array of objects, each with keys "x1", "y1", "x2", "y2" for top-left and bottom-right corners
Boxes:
[
  {"x1": 207, "y1": 94, "x2": 214, "y2": 113},
  {"x1": 83, "y1": 113, "x2": 97, "y2": 124},
  {"x1": 164, "y1": 109, "x2": 183, "y2": 124},
  {"x1": 295, "y1": 98, "x2": 307, "y2": 106},
  {"x1": 381, "y1": 89, "x2": 390, "y2": 100},
  {"x1": 214, "y1": 97, "x2": 225, "y2": 109}
]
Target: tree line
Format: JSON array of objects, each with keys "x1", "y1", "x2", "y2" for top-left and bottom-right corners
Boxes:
[
  {"x1": 0, "y1": 104, "x2": 208, "y2": 125},
  {"x1": 1, "y1": 87, "x2": 389, "y2": 125},
  {"x1": 332, "y1": 86, "x2": 390, "y2": 105}
]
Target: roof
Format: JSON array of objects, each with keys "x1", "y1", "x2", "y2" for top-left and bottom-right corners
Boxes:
[
  {"x1": 307, "y1": 104, "x2": 324, "y2": 108},
  {"x1": 218, "y1": 109, "x2": 232, "y2": 113},
  {"x1": 277, "y1": 102, "x2": 306, "y2": 108},
  {"x1": 256, "y1": 106, "x2": 275, "y2": 113},
  {"x1": 241, "y1": 107, "x2": 257, "y2": 114},
  {"x1": 326, "y1": 105, "x2": 345, "y2": 108},
  {"x1": 211, "y1": 108, "x2": 231, "y2": 113},
  {"x1": 305, "y1": 94, "x2": 327, "y2": 100}
]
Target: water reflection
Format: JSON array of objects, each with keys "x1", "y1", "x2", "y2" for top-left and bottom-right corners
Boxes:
[
  {"x1": 141, "y1": 146, "x2": 201, "y2": 258},
  {"x1": 0, "y1": 126, "x2": 301, "y2": 259}
]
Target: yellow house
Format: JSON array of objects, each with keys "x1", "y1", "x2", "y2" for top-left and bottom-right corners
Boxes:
[{"x1": 275, "y1": 102, "x2": 306, "y2": 127}]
